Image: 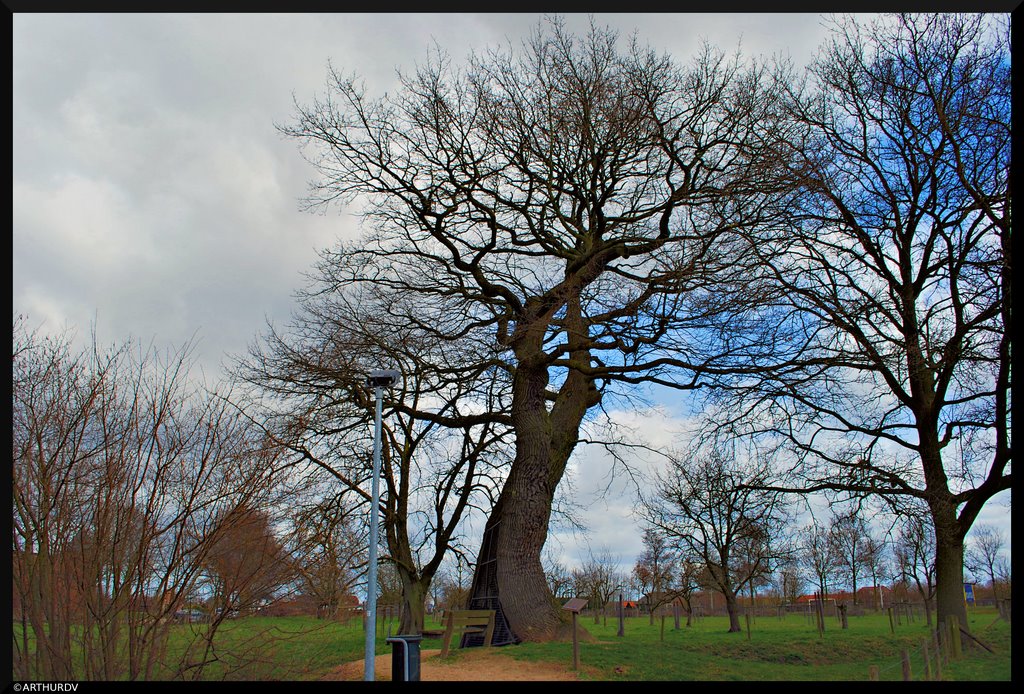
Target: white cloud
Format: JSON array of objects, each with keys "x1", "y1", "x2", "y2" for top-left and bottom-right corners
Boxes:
[
  {"x1": 546, "y1": 405, "x2": 693, "y2": 572},
  {"x1": 15, "y1": 174, "x2": 158, "y2": 272}
]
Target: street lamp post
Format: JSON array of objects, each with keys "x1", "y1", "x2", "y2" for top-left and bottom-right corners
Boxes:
[{"x1": 364, "y1": 369, "x2": 400, "y2": 682}]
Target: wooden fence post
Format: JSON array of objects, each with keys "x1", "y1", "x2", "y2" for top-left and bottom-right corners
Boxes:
[
  {"x1": 572, "y1": 610, "x2": 580, "y2": 670},
  {"x1": 950, "y1": 615, "x2": 962, "y2": 658},
  {"x1": 868, "y1": 665, "x2": 879, "y2": 681},
  {"x1": 932, "y1": 629, "x2": 943, "y2": 680},
  {"x1": 617, "y1": 593, "x2": 625, "y2": 637},
  {"x1": 922, "y1": 638, "x2": 932, "y2": 681},
  {"x1": 887, "y1": 607, "x2": 895, "y2": 634},
  {"x1": 816, "y1": 592, "x2": 826, "y2": 637},
  {"x1": 901, "y1": 649, "x2": 912, "y2": 681}
]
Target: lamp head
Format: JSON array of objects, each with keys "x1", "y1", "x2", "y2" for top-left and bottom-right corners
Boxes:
[{"x1": 366, "y1": 369, "x2": 401, "y2": 388}]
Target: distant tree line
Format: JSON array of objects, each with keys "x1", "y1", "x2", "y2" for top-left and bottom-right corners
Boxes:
[{"x1": 557, "y1": 489, "x2": 1009, "y2": 633}]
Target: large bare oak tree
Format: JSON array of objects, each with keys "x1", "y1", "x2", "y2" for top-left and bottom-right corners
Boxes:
[{"x1": 279, "y1": 17, "x2": 785, "y2": 642}]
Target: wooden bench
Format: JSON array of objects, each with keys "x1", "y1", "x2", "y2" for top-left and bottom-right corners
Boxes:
[{"x1": 427, "y1": 609, "x2": 496, "y2": 657}]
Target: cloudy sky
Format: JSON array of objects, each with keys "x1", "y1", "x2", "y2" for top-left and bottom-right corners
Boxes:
[{"x1": 12, "y1": 12, "x2": 1010, "y2": 577}]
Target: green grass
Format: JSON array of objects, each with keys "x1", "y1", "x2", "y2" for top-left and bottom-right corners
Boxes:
[
  {"x1": 13, "y1": 615, "x2": 382, "y2": 681},
  {"x1": 14, "y1": 608, "x2": 1010, "y2": 681},
  {"x1": 505, "y1": 609, "x2": 1011, "y2": 681},
  {"x1": 158, "y1": 615, "x2": 390, "y2": 680}
]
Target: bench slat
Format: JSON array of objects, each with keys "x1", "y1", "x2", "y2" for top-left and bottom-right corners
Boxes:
[{"x1": 438, "y1": 609, "x2": 496, "y2": 657}]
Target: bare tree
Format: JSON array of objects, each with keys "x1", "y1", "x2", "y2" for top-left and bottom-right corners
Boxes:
[
  {"x1": 828, "y1": 507, "x2": 870, "y2": 604},
  {"x1": 992, "y1": 557, "x2": 1011, "y2": 599},
  {"x1": 542, "y1": 549, "x2": 575, "y2": 602},
  {"x1": 965, "y1": 525, "x2": 1007, "y2": 601},
  {"x1": 234, "y1": 281, "x2": 511, "y2": 635},
  {"x1": 278, "y1": 16, "x2": 789, "y2": 641},
  {"x1": 571, "y1": 549, "x2": 625, "y2": 624},
  {"x1": 701, "y1": 13, "x2": 1011, "y2": 630},
  {"x1": 770, "y1": 554, "x2": 806, "y2": 608},
  {"x1": 12, "y1": 317, "x2": 280, "y2": 680},
  {"x1": 433, "y1": 555, "x2": 474, "y2": 615},
  {"x1": 860, "y1": 526, "x2": 890, "y2": 611},
  {"x1": 734, "y1": 520, "x2": 782, "y2": 617},
  {"x1": 894, "y1": 513, "x2": 938, "y2": 626},
  {"x1": 375, "y1": 559, "x2": 406, "y2": 614},
  {"x1": 672, "y1": 556, "x2": 705, "y2": 627},
  {"x1": 646, "y1": 447, "x2": 791, "y2": 633},
  {"x1": 201, "y1": 504, "x2": 294, "y2": 618},
  {"x1": 800, "y1": 520, "x2": 840, "y2": 604},
  {"x1": 288, "y1": 492, "x2": 367, "y2": 619},
  {"x1": 632, "y1": 528, "x2": 677, "y2": 624}
]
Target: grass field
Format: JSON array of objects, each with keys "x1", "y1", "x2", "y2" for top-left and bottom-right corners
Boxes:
[
  {"x1": 14, "y1": 607, "x2": 1011, "y2": 681},
  {"x1": 502, "y1": 609, "x2": 1012, "y2": 681}
]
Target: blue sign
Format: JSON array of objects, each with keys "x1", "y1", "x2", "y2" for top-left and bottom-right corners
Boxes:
[{"x1": 963, "y1": 582, "x2": 975, "y2": 605}]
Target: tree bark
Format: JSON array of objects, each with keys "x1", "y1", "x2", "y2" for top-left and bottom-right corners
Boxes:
[
  {"x1": 397, "y1": 572, "x2": 428, "y2": 636},
  {"x1": 919, "y1": 429, "x2": 970, "y2": 631},
  {"x1": 468, "y1": 300, "x2": 597, "y2": 643},
  {"x1": 931, "y1": 503, "x2": 968, "y2": 632},
  {"x1": 724, "y1": 589, "x2": 742, "y2": 633}
]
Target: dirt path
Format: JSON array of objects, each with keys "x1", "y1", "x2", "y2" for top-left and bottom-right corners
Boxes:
[{"x1": 321, "y1": 647, "x2": 582, "y2": 681}]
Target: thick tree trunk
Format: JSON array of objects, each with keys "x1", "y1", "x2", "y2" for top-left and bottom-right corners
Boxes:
[
  {"x1": 724, "y1": 590, "x2": 742, "y2": 633},
  {"x1": 920, "y1": 436, "x2": 970, "y2": 632},
  {"x1": 397, "y1": 573, "x2": 428, "y2": 636},
  {"x1": 467, "y1": 315, "x2": 595, "y2": 643},
  {"x1": 932, "y1": 510, "x2": 968, "y2": 631},
  {"x1": 467, "y1": 481, "x2": 577, "y2": 643},
  {"x1": 493, "y1": 462, "x2": 566, "y2": 641}
]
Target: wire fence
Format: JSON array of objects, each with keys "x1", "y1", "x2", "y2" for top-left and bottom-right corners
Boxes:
[{"x1": 867, "y1": 612, "x2": 1006, "y2": 681}]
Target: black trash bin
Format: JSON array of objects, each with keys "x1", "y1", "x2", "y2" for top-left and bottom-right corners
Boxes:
[{"x1": 386, "y1": 634, "x2": 423, "y2": 681}]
